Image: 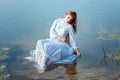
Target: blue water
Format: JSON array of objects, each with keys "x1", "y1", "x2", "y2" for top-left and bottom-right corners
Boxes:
[{"x1": 0, "y1": 0, "x2": 120, "y2": 79}]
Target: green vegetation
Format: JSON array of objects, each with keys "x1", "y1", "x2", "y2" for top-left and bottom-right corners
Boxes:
[
  {"x1": 0, "y1": 64, "x2": 6, "y2": 73},
  {"x1": 101, "y1": 45, "x2": 120, "y2": 64},
  {"x1": 98, "y1": 29, "x2": 120, "y2": 64},
  {"x1": 0, "y1": 54, "x2": 9, "y2": 61},
  {"x1": 97, "y1": 29, "x2": 120, "y2": 41},
  {"x1": 0, "y1": 48, "x2": 10, "y2": 61},
  {"x1": 0, "y1": 74, "x2": 10, "y2": 80},
  {"x1": 0, "y1": 47, "x2": 10, "y2": 79}
]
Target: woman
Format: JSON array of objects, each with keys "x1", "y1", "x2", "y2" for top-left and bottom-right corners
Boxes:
[{"x1": 28, "y1": 11, "x2": 81, "y2": 73}]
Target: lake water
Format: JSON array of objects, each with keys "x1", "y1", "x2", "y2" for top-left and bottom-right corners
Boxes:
[{"x1": 0, "y1": 0, "x2": 120, "y2": 80}]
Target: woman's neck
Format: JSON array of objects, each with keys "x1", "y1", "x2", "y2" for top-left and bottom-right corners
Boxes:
[{"x1": 63, "y1": 18, "x2": 68, "y2": 23}]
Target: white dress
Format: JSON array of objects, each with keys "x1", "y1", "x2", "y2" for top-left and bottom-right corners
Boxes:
[{"x1": 26, "y1": 18, "x2": 78, "y2": 70}]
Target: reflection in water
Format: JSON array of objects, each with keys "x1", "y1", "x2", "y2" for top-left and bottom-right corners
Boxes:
[
  {"x1": 98, "y1": 29, "x2": 120, "y2": 65},
  {"x1": 64, "y1": 62, "x2": 78, "y2": 80},
  {"x1": 100, "y1": 45, "x2": 109, "y2": 65},
  {"x1": 100, "y1": 44, "x2": 120, "y2": 65}
]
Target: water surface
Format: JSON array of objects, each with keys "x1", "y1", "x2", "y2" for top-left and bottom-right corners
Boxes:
[{"x1": 0, "y1": 0, "x2": 120, "y2": 80}]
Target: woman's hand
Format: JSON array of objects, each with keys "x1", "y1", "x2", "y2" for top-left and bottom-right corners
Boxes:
[
  {"x1": 55, "y1": 35, "x2": 66, "y2": 42},
  {"x1": 75, "y1": 48, "x2": 81, "y2": 58}
]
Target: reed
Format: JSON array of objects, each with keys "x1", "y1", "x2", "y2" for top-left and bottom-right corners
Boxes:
[{"x1": 98, "y1": 29, "x2": 120, "y2": 64}]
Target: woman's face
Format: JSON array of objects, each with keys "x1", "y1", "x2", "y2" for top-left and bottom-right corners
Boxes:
[{"x1": 64, "y1": 15, "x2": 73, "y2": 23}]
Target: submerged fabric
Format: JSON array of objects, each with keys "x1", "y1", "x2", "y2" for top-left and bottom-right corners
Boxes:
[{"x1": 25, "y1": 18, "x2": 78, "y2": 70}]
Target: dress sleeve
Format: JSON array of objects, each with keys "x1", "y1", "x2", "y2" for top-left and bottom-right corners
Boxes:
[
  {"x1": 69, "y1": 26, "x2": 78, "y2": 49},
  {"x1": 49, "y1": 19, "x2": 58, "y2": 39}
]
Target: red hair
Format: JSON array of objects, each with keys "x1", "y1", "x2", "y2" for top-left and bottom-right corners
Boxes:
[{"x1": 65, "y1": 11, "x2": 77, "y2": 32}]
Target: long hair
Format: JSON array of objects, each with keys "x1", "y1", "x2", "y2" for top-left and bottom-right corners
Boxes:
[{"x1": 65, "y1": 11, "x2": 77, "y2": 32}]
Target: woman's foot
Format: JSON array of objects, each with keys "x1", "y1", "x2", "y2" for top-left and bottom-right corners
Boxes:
[{"x1": 37, "y1": 69, "x2": 45, "y2": 74}]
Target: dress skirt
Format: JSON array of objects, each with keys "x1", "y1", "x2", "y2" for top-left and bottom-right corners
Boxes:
[{"x1": 26, "y1": 39, "x2": 77, "y2": 70}]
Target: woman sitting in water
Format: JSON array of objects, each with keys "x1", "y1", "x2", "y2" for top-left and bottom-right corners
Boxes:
[{"x1": 28, "y1": 10, "x2": 81, "y2": 73}]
